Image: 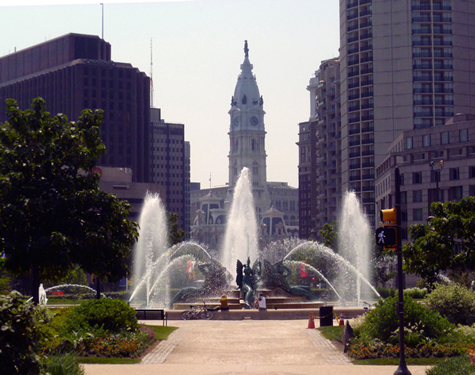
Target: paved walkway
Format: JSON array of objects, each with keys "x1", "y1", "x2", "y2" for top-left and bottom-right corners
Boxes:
[{"x1": 84, "y1": 319, "x2": 430, "y2": 375}]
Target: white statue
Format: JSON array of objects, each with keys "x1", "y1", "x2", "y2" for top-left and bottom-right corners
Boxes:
[{"x1": 39, "y1": 283, "x2": 48, "y2": 306}]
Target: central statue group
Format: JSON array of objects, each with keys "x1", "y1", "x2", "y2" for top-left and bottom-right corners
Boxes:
[{"x1": 236, "y1": 257, "x2": 318, "y2": 309}]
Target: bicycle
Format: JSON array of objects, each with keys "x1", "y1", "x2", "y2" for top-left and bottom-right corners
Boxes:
[{"x1": 180, "y1": 301, "x2": 214, "y2": 320}]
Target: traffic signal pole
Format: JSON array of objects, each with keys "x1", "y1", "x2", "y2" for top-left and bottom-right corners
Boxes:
[{"x1": 394, "y1": 167, "x2": 411, "y2": 375}]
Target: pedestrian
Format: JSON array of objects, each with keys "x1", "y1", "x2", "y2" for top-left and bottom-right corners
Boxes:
[
  {"x1": 220, "y1": 294, "x2": 229, "y2": 311},
  {"x1": 258, "y1": 293, "x2": 267, "y2": 311}
]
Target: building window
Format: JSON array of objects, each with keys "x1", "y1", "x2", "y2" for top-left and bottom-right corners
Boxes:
[
  {"x1": 252, "y1": 162, "x2": 258, "y2": 176},
  {"x1": 413, "y1": 208, "x2": 423, "y2": 221},
  {"x1": 460, "y1": 129, "x2": 469, "y2": 142},
  {"x1": 413, "y1": 190, "x2": 423, "y2": 203},
  {"x1": 449, "y1": 168, "x2": 460, "y2": 180},
  {"x1": 440, "y1": 131, "x2": 449, "y2": 145},
  {"x1": 413, "y1": 172, "x2": 422, "y2": 184},
  {"x1": 469, "y1": 166, "x2": 475, "y2": 179},
  {"x1": 449, "y1": 186, "x2": 463, "y2": 200},
  {"x1": 406, "y1": 137, "x2": 414, "y2": 149},
  {"x1": 423, "y1": 134, "x2": 431, "y2": 147},
  {"x1": 401, "y1": 191, "x2": 407, "y2": 204}
]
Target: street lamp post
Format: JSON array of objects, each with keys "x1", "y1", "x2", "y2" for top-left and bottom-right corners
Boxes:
[
  {"x1": 394, "y1": 167, "x2": 411, "y2": 375},
  {"x1": 429, "y1": 160, "x2": 444, "y2": 202}
]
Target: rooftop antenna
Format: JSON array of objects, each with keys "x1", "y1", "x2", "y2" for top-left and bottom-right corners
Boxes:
[
  {"x1": 101, "y1": 3, "x2": 104, "y2": 40},
  {"x1": 150, "y1": 38, "x2": 154, "y2": 108}
]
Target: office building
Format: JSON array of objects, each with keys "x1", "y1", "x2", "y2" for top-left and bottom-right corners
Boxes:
[
  {"x1": 299, "y1": 0, "x2": 475, "y2": 235},
  {"x1": 298, "y1": 58, "x2": 341, "y2": 239},
  {"x1": 150, "y1": 108, "x2": 191, "y2": 237},
  {"x1": 0, "y1": 33, "x2": 151, "y2": 182},
  {"x1": 338, "y1": 0, "x2": 475, "y2": 227},
  {"x1": 376, "y1": 114, "x2": 475, "y2": 242}
]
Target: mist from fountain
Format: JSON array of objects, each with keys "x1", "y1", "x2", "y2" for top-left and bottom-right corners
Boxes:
[
  {"x1": 129, "y1": 191, "x2": 169, "y2": 308},
  {"x1": 220, "y1": 167, "x2": 259, "y2": 279},
  {"x1": 283, "y1": 241, "x2": 380, "y2": 303},
  {"x1": 337, "y1": 191, "x2": 372, "y2": 305},
  {"x1": 283, "y1": 260, "x2": 341, "y2": 300}
]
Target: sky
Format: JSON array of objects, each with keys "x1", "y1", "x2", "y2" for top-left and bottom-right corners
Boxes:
[{"x1": 0, "y1": 0, "x2": 340, "y2": 189}]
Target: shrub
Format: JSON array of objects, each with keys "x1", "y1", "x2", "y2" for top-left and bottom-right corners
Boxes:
[
  {"x1": 426, "y1": 354, "x2": 474, "y2": 375},
  {"x1": 0, "y1": 291, "x2": 46, "y2": 375},
  {"x1": 45, "y1": 352, "x2": 84, "y2": 375},
  {"x1": 356, "y1": 295, "x2": 453, "y2": 345},
  {"x1": 446, "y1": 325, "x2": 475, "y2": 345},
  {"x1": 63, "y1": 298, "x2": 139, "y2": 335},
  {"x1": 404, "y1": 287, "x2": 427, "y2": 299},
  {"x1": 376, "y1": 286, "x2": 396, "y2": 299},
  {"x1": 424, "y1": 282, "x2": 475, "y2": 326}
]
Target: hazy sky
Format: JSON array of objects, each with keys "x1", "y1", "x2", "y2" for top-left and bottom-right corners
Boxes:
[{"x1": 1, "y1": 0, "x2": 339, "y2": 188}]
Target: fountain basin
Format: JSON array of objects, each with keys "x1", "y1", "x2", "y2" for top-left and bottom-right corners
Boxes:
[{"x1": 160, "y1": 305, "x2": 366, "y2": 320}]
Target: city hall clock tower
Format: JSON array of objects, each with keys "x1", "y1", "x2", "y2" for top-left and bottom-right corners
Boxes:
[{"x1": 227, "y1": 41, "x2": 270, "y2": 215}]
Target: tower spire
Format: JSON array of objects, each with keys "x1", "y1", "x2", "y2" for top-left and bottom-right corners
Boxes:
[{"x1": 244, "y1": 40, "x2": 249, "y2": 58}]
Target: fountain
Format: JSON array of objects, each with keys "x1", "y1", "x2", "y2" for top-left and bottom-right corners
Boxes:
[
  {"x1": 129, "y1": 191, "x2": 169, "y2": 308},
  {"x1": 220, "y1": 167, "x2": 259, "y2": 278},
  {"x1": 128, "y1": 169, "x2": 380, "y2": 311},
  {"x1": 337, "y1": 191, "x2": 373, "y2": 305}
]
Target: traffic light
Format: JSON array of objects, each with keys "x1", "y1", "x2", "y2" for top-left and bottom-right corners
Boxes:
[
  {"x1": 375, "y1": 227, "x2": 397, "y2": 248},
  {"x1": 380, "y1": 207, "x2": 397, "y2": 225},
  {"x1": 377, "y1": 207, "x2": 398, "y2": 248}
]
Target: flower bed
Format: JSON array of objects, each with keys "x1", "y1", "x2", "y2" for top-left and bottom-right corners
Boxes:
[
  {"x1": 42, "y1": 326, "x2": 154, "y2": 358},
  {"x1": 347, "y1": 341, "x2": 475, "y2": 360}
]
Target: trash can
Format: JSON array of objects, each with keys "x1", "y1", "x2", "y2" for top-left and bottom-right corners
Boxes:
[{"x1": 319, "y1": 306, "x2": 333, "y2": 327}]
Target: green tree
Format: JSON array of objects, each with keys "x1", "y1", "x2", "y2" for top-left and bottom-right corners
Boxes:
[
  {"x1": 0, "y1": 291, "x2": 46, "y2": 375},
  {"x1": 0, "y1": 98, "x2": 138, "y2": 303},
  {"x1": 168, "y1": 212, "x2": 185, "y2": 246},
  {"x1": 403, "y1": 197, "x2": 475, "y2": 286},
  {"x1": 318, "y1": 221, "x2": 338, "y2": 251}
]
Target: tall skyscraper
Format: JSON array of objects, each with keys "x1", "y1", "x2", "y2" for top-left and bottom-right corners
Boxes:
[
  {"x1": 339, "y1": 0, "x2": 475, "y2": 227},
  {"x1": 0, "y1": 33, "x2": 151, "y2": 183},
  {"x1": 299, "y1": 0, "x2": 475, "y2": 239},
  {"x1": 150, "y1": 108, "x2": 191, "y2": 237}
]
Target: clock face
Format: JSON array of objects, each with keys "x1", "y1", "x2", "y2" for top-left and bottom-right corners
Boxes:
[{"x1": 251, "y1": 116, "x2": 259, "y2": 126}]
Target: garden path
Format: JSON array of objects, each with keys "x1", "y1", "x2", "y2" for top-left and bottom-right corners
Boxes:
[{"x1": 84, "y1": 319, "x2": 429, "y2": 375}]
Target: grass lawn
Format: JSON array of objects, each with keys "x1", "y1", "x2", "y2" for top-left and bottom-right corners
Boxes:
[
  {"x1": 318, "y1": 325, "x2": 344, "y2": 342},
  {"x1": 353, "y1": 357, "x2": 449, "y2": 366},
  {"x1": 47, "y1": 298, "x2": 81, "y2": 305},
  {"x1": 149, "y1": 325, "x2": 178, "y2": 340},
  {"x1": 77, "y1": 325, "x2": 178, "y2": 364},
  {"x1": 77, "y1": 357, "x2": 141, "y2": 364}
]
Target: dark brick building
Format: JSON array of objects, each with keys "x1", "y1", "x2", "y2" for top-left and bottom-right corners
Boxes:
[
  {"x1": 0, "y1": 33, "x2": 151, "y2": 182},
  {"x1": 150, "y1": 108, "x2": 191, "y2": 237}
]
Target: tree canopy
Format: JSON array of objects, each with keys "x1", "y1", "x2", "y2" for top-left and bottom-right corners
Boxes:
[
  {"x1": 168, "y1": 212, "x2": 185, "y2": 246},
  {"x1": 318, "y1": 221, "x2": 338, "y2": 251},
  {"x1": 0, "y1": 98, "x2": 138, "y2": 301},
  {"x1": 403, "y1": 197, "x2": 475, "y2": 285}
]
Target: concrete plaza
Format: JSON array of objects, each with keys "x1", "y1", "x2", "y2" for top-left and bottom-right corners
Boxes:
[{"x1": 84, "y1": 319, "x2": 429, "y2": 375}]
